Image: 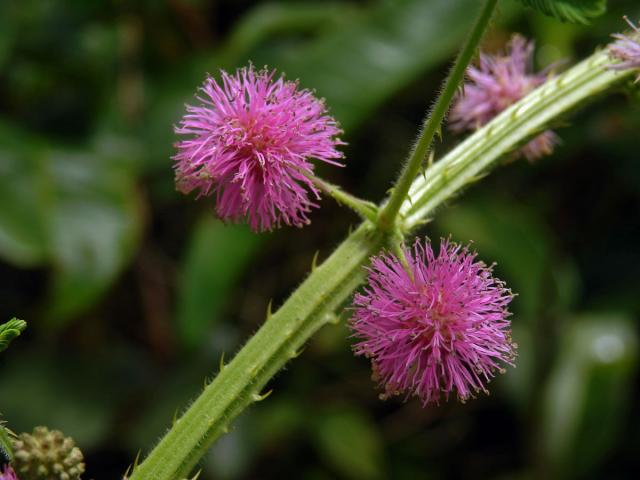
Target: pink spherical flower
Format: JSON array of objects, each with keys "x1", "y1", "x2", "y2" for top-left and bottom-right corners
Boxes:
[
  {"x1": 350, "y1": 238, "x2": 516, "y2": 406},
  {"x1": 450, "y1": 35, "x2": 558, "y2": 161},
  {"x1": 173, "y1": 65, "x2": 345, "y2": 232},
  {"x1": 0, "y1": 466, "x2": 17, "y2": 480},
  {"x1": 609, "y1": 16, "x2": 640, "y2": 83}
]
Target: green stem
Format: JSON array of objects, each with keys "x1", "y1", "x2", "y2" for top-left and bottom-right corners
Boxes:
[
  {"x1": 401, "y1": 48, "x2": 629, "y2": 230},
  {"x1": 308, "y1": 174, "x2": 379, "y2": 222},
  {"x1": 131, "y1": 223, "x2": 384, "y2": 479},
  {"x1": 130, "y1": 48, "x2": 635, "y2": 480},
  {"x1": 377, "y1": 0, "x2": 498, "y2": 232}
]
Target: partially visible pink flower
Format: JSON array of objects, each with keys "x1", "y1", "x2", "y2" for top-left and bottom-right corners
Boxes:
[
  {"x1": 173, "y1": 65, "x2": 345, "y2": 232},
  {"x1": 350, "y1": 238, "x2": 516, "y2": 406},
  {"x1": 450, "y1": 35, "x2": 558, "y2": 161},
  {"x1": 0, "y1": 466, "x2": 17, "y2": 480},
  {"x1": 609, "y1": 16, "x2": 640, "y2": 82},
  {"x1": 519, "y1": 130, "x2": 559, "y2": 161}
]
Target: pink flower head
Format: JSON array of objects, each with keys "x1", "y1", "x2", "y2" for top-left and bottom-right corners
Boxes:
[
  {"x1": 173, "y1": 65, "x2": 345, "y2": 232},
  {"x1": 0, "y1": 466, "x2": 17, "y2": 480},
  {"x1": 609, "y1": 16, "x2": 640, "y2": 82},
  {"x1": 450, "y1": 35, "x2": 558, "y2": 161},
  {"x1": 350, "y1": 238, "x2": 516, "y2": 406}
]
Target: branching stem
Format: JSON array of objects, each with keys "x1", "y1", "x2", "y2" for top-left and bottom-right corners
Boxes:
[
  {"x1": 377, "y1": 0, "x2": 499, "y2": 232},
  {"x1": 307, "y1": 173, "x2": 379, "y2": 223},
  {"x1": 130, "y1": 36, "x2": 636, "y2": 480}
]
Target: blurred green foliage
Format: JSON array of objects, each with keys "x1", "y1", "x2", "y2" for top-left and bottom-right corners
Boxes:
[
  {"x1": 0, "y1": 0, "x2": 639, "y2": 479},
  {"x1": 176, "y1": 219, "x2": 260, "y2": 350},
  {"x1": 541, "y1": 314, "x2": 638, "y2": 478},
  {"x1": 516, "y1": 0, "x2": 607, "y2": 24}
]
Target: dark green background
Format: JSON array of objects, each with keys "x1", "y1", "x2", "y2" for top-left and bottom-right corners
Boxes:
[{"x1": 1, "y1": 1, "x2": 639, "y2": 478}]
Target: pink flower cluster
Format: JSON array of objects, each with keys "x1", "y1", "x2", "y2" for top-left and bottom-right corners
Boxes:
[
  {"x1": 450, "y1": 35, "x2": 558, "y2": 161},
  {"x1": 609, "y1": 16, "x2": 640, "y2": 82},
  {"x1": 173, "y1": 65, "x2": 344, "y2": 232},
  {"x1": 350, "y1": 239, "x2": 516, "y2": 406}
]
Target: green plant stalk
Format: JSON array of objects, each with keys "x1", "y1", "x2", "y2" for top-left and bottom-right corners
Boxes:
[
  {"x1": 130, "y1": 222, "x2": 385, "y2": 479},
  {"x1": 130, "y1": 49, "x2": 636, "y2": 480},
  {"x1": 401, "y1": 48, "x2": 629, "y2": 229},
  {"x1": 308, "y1": 173, "x2": 379, "y2": 222},
  {"x1": 377, "y1": 0, "x2": 498, "y2": 232}
]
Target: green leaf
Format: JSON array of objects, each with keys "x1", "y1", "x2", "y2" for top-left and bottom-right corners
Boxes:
[
  {"x1": 312, "y1": 408, "x2": 385, "y2": 480},
  {"x1": 0, "y1": 124, "x2": 49, "y2": 267},
  {"x1": 515, "y1": 0, "x2": 607, "y2": 24},
  {"x1": 221, "y1": 2, "x2": 357, "y2": 64},
  {"x1": 0, "y1": 318, "x2": 26, "y2": 353},
  {"x1": 175, "y1": 218, "x2": 261, "y2": 350},
  {"x1": 44, "y1": 148, "x2": 143, "y2": 324},
  {"x1": 0, "y1": 122, "x2": 143, "y2": 325}
]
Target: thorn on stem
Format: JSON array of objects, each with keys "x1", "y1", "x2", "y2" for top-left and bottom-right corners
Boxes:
[
  {"x1": 311, "y1": 250, "x2": 320, "y2": 272},
  {"x1": 252, "y1": 389, "x2": 273, "y2": 402},
  {"x1": 324, "y1": 312, "x2": 340, "y2": 325},
  {"x1": 124, "y1": 450, "x2": 141, "y2": 477},
  {"x1": 266, "y1": 300, "x2": 273, "y2": 320},
  {"x1": 290, "y1": 347, "x2": 305, "y2": 359}
]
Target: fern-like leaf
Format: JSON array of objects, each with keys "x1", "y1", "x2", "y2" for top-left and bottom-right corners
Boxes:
[
  {"x1": 516, "y1": 0, "x2": 607, "y2": 24},
  {"x1": 0, "y1": 318, "x2": 26, "y2": 353}
]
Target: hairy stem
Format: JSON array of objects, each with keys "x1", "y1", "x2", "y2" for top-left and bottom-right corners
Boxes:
[
  {"x1": 130, "y1": 223, "x2": 384, "y2": 479},
  {"x1": 130, "y1": 48, "x2": 635, "y2": 480},
  {"x1": 308, "y1": 174, "x2": 379, "y2": 222},
  {"x1": 401, "y1": 48, "x2": 629, "y2": 229},
  {"x1": 377, "y1": 0, "x2": 498, "y2": 232}
]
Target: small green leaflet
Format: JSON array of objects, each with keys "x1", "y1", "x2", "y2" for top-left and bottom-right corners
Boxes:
[
  {"x1": 516, "y1": 0, "x2": 607, "y2": 24},
  {"x1": 0, "y1": 319, "x2": 23, "y2": 463},
  {"x1": 0, "y1": 423, "x2": 12, "y2": 464},
  {"x1": 0, "y1": 318, "x2": 26, "y2": 353}
]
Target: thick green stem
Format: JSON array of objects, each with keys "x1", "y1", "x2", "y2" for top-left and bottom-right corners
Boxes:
[
  {"x1": 377, "y1": 0, "x2": 498, "y2": 232},
  {"x1": 130, "y1": 223, "x2": 384, "y2": 479},
  {"x1": 130, "y1": 48, "x2": 635, "y2": 480},
  {"x1": 400, "y1": 48, "x2": 629, "y2": 229}
]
